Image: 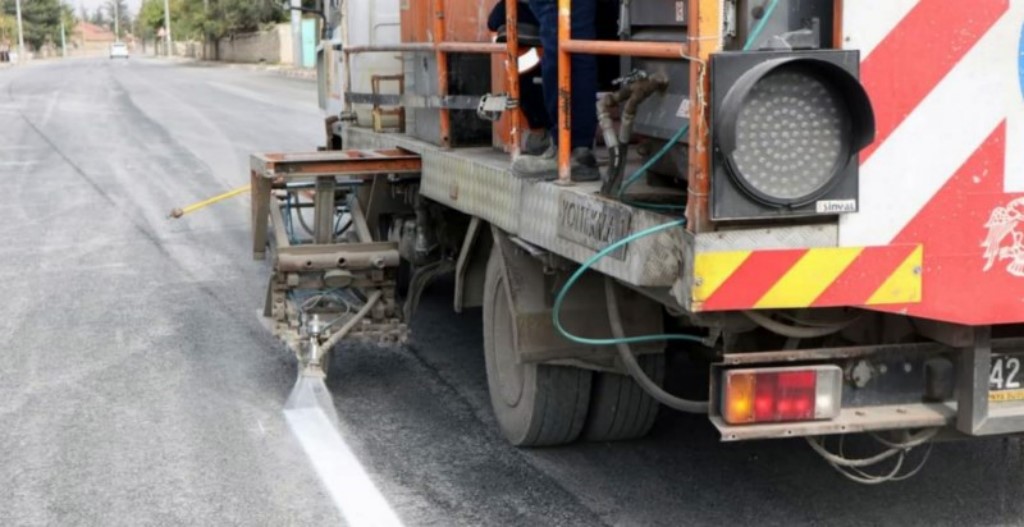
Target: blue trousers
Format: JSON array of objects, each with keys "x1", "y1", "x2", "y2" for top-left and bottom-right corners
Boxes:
[{"x1": 527, "y1": 0, "x2": 598, "y2": 149}]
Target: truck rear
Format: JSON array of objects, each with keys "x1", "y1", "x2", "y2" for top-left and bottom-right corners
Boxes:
[{"x1": 248, "y1": 0, "x2": 1024, "y2": 483}]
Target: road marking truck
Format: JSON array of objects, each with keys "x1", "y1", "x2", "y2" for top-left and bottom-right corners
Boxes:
[{"x1": 248, "y1": 0, "x2": 1024, "y2": 483}]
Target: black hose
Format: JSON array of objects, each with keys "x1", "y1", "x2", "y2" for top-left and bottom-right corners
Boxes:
[{"x1": 605, "y1": 278, "x2": 709, "y2": 414}]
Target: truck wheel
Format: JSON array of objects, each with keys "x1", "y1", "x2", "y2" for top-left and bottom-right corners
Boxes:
[
  {"x1": 483, "y1": 247, "x2": 592, "y2": 447},
  {"x1": 583, "y1": 354, "x2": 664, "y2": 442}
]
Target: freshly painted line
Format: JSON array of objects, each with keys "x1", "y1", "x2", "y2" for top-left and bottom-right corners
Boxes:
[{"x1": 285, "y1": 407, "x2": 405, "y2": 527}]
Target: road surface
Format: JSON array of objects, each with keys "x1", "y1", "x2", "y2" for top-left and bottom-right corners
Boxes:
[{"x1": 1, "y1": 58, "x2": 1022, "y2": 526}]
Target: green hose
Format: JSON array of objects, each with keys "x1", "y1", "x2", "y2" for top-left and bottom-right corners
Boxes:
[
  {"x1": 744, "y1": 0, "x2": 782, "y2": 52},
  {"x1": 616, "y1": 123, "x2": 689, "y2": 212},
  {"x1": 551, "y1": 219, "x2": 704, "y2": 346}
]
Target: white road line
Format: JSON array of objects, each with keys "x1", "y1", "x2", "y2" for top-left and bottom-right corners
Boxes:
[{"x1": 285, "y1": 407, "x2": 405, "y2": 527}]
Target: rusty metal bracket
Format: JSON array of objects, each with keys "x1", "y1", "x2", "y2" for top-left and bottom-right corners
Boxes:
[
  {"x1": 251, "y1": 148, "x2": 421, "y2": 179},
  {"x1": 251, "y1": 149, "x2": 421, "y2": 259},
  {"x1": 371, "y1": 74, "x2": 406, "y2": 133},
  {"x1": 250, "y1": 148, "x2": 422, "y2": 363}
]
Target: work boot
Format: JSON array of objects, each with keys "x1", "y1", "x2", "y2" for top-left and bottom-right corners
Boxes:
[
  {"x1": 570, "y1": 148, "x2": 600, "y2": 182},
  {"x1": 523, "y1": 130, "x2": 551, "y2": 156},
  {"x1": 511, "y1": 145, "x2": 600, "y2": 182}
]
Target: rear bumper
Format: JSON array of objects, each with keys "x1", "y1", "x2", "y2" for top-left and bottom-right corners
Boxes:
[{"x1": 713, "y1": 403, "x2": 953, "y2": 442}]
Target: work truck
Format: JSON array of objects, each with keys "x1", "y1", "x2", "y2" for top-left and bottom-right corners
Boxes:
[{"x1": 246, "y1": 0, "x2": 1024, "y2": 483}]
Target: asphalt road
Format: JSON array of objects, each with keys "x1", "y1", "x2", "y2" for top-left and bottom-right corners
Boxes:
[{"x1": 2, "y1": 58, "x2": 1023, "y2": 527}]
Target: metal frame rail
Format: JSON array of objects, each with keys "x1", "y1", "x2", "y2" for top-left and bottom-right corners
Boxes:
[
  {"x1": 340, "y1": 0, "x2": 697, "y2": 192},
  {"x1": 343, "y1": 0, "x2": 521, "y2": 154},
  {"x1": 250, "y1": 149, "x2": 422, "y2": 260}
]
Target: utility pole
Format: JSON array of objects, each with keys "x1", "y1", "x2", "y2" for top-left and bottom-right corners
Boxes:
[
  {"x1": 60, "y1": 18, "x2": 67, "y2": 58},
  {"x1": 203, "y1": 0, "x2": 210, "y2": 59},
  {"x1": 114, "y1": 1, "x2": 120, "y2": 41},
  {"x1": 162, "y1": 0, "x2": 172, "y2": 56},
  {"x1": 14, "y1": 0, "x2": 24, "y2": 64}
]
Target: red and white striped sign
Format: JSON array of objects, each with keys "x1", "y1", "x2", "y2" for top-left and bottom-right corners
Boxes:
[{"x1": 840, "y1": 0, "x2": 1024, "y2": 324}]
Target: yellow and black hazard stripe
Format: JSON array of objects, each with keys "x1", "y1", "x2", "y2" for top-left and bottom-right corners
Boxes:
[{"x1": 692, "y1": 244, "x2": 923, "y2": 311}]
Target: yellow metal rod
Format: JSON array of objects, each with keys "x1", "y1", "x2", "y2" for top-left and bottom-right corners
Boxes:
[{"x1": 170, "y1": 184, "x2": 252, "y2": 219}]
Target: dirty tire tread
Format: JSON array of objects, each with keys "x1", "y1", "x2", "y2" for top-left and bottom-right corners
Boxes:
[
  {"x1": 483, "y1": 247, "x2": 592, "y2": 447},
  {"x1": 583, "y1": 355, "x2": 665, "y2": 442},
  {"x1": 619, "y1": 371, "x2": 640, "y2": 439},
  {"x1": 533, "y1": 366, "x2": 589, "y2": 446},
  {"x1": 565, "y1": 367, "x2": 591, "y2": 442},
  {"x1": 608, "y1": 371, "x2": 629, "y2": 440}
]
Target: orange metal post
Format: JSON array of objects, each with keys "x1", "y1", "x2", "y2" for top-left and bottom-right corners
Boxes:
[
  {"x1": 432, "y1": 0, "x2": 452, "y2": 149},
  {"x1": 556, "y1": 0, "x2": 572, "y2": 184},
  {"x1": 685, "y1": 0, "x2": 722, "y2": 233},
  {"x1": 505, "y1": 0, "x2": 522, "y2": 157}
]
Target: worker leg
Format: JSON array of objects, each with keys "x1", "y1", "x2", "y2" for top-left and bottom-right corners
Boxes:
[
  {"x1": 528, "y1": 0, "x2": 597, "y2": 149},
  {"x1": 513, "y1": 0, "x2": 599, "y2": 180},
  {"x1": 567, "y1": 0, "x2": 597, "y2": 149}
]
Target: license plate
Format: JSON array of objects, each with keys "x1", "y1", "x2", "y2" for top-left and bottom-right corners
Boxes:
[{"x1": 990, "y1": 354, "x2": 1024, "y2": 402}]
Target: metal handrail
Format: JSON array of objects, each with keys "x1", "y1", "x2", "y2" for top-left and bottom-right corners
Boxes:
[{"x1": 339, "y1": 1, "x2": 695, "y2": 183}]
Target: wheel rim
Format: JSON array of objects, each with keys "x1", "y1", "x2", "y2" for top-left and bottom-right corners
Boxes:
[{"x1": 490, "y1": 273, "x2": 525, "y2": 407}]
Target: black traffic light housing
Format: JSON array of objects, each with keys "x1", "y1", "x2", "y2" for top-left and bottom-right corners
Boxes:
[{"x1": 710, "y1": 50, "x2": 875, "y2": 221}]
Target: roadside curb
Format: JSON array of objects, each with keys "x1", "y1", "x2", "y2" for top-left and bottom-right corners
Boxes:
[{"x1": 149, "y1": 57, "x2": 316, "y2": 81}]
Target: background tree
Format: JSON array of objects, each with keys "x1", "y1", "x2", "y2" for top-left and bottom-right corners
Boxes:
[
  {"x1": 210, "y1": 0, "x2": 284, "y2": 36},
  {"x1": 137, "y1": 0, "x2": 166, "y2": 40},
  {"x1": 105, "y1": 0, "x2": 129, "y2": 38},
  {"x1": 89, "y1": 7, "x2": 106, "y2": 27},
  {"x1": 140, "y1": 0, "x2": 284, "y2": 41},
  {"x1": 0, "y1": 12, "x2": 14, "y2": 47},
  {"x1": 0, "y1": 0, "x2": 71, "y2": 51}
]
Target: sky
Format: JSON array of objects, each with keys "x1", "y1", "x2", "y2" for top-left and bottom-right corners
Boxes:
[{"x1": 77, "y1": 0, "x2": 143, "y2": 18}]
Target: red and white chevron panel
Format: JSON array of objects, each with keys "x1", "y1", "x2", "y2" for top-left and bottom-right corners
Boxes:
[{"x1": 840, "y1": 0, "x2": 1024, "y2": 325}]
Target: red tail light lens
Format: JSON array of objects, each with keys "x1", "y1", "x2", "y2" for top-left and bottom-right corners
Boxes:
[{"x1": 723, "y1": 366, "x2": 841, "y2": 425}]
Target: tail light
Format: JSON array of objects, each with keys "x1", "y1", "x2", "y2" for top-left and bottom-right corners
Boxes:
[{"x1": 723, "y1": 366, "x2": 842, "y2": 425}]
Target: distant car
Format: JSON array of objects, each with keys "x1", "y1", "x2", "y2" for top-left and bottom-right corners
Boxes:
[{"x1": 109, "y1": 42, "x2": 129, "y2": 59}]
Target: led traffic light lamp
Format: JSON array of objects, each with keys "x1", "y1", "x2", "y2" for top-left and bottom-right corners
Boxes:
[{"x1": 710, "y1": 50, "x2": 876, "y2": 221}]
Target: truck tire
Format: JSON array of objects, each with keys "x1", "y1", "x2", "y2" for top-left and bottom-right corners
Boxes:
[
  {"x1": 583, "y1": 354, "x2": 664, "y2": 442},
  {"x1": 483, "y1": 247, "x2": 592, "y2": 447}
]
